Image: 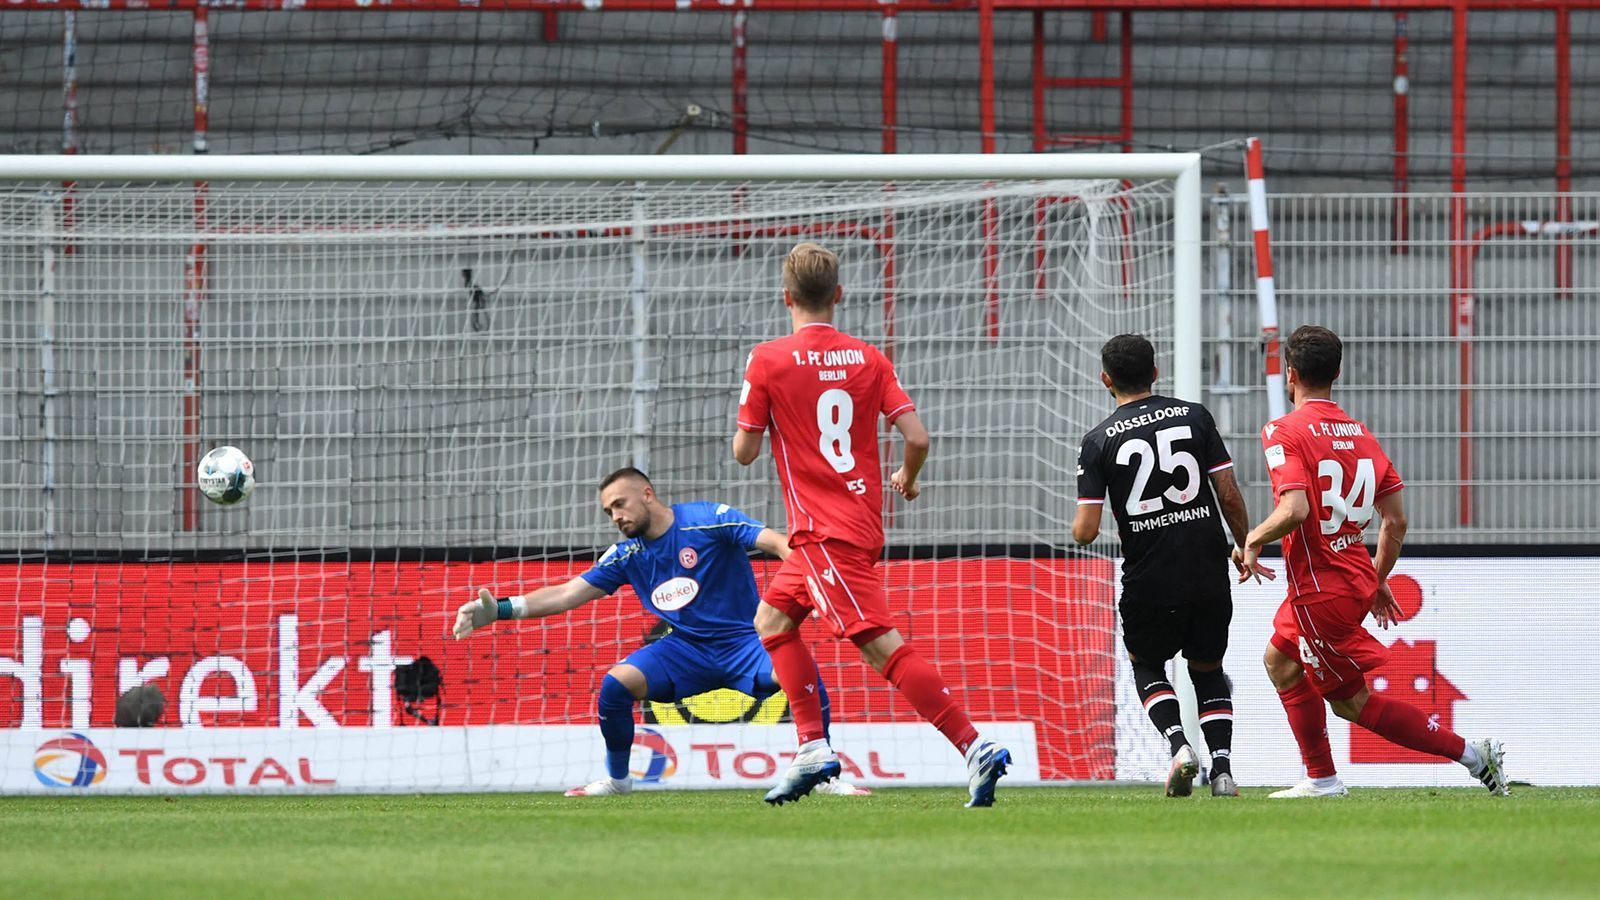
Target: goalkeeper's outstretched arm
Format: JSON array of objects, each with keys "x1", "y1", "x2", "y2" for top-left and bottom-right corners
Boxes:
[{"x1": 453, "y1": 577, "x2": 607, "y2": 640}]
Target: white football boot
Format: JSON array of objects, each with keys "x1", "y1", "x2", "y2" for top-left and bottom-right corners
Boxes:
[
  {"x1": 1269, "y1": 776, "x2": 1349, "y2": 798},
  {"x1": 964, "y1": 740, "x2": 1012, "y2": 808},
  {"x1": 1210, "y1": 771, "x2": 1240, "y2": 797},
  {"x1": 1467, "y1": 739, "x2": 1510, "y2": 796},
  {"x1": 565, "y1": 776, "x2": 632, "y2": 797},
  {"x1": 764, "y1": 740, "x2": 843, "y2": 806},
  {"x1": 814, "y1": 778, "x2": 873, "y2": 796},
  {"x1": 1165, "y1": 745, "x2": 1199, "y2": 797}
]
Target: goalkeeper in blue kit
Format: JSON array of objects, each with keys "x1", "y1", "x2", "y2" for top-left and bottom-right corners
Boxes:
[{"x1": 454, "y1": 467, "x2": 868, "y2": 797}]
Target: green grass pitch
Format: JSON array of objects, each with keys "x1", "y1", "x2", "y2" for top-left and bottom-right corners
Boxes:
[{"x1": 3, "y1": 787, "x2": 1597, "y2": 898}]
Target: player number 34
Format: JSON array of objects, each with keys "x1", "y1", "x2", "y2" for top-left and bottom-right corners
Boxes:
[{"x1": 1318, "y1": 457, "x2": 1377, "y2": 534}]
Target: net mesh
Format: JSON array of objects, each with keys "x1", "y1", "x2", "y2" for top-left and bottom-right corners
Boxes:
[
  {"x1": 0, "y1": 173, "x2": 1181, "y2": 789},
  {"x1": 2, "y1": 8, "x2": 1595, "y2": 190}
]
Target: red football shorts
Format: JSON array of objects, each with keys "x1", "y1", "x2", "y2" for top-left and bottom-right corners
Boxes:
[
  {"x1": 763, "y1": 540, "x2": 895, "y2": 641},
  {"x1": 1270, "y1": 594, "x2": 1391, "y2": 701}
]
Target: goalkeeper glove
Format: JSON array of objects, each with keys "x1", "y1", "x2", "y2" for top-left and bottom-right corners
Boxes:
[{"x1": 454, "y1": 587, "x2": 520, "y2": 640}]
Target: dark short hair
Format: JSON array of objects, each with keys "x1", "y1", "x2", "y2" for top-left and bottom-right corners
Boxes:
[
  {"x1": 1100, "y1": 334, "x2": 1156, "y2": 394},
  {"x1": 1286, "y1": 325, "x2": 1342, "y2": 388},
  {"x1": 599, "y1": 466, "x2": 652, "y2": 493}
]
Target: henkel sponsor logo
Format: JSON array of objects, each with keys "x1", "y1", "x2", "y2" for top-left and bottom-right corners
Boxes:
[{"x1": 650, "y1": 576, "x2": 700, "y2": 612}]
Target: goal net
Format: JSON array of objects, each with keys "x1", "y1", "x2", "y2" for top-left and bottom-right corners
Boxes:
[{"x1": 1, "y1": 154, "x2": 1199, "y2": 792}]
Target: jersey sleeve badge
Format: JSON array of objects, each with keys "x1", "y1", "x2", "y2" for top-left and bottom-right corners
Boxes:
[{"x1": 1264, "y1": 444, "x2": 1287, "y2": 469}]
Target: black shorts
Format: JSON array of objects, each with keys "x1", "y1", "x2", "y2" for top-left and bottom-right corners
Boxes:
[{"x1": 1118, "y1": 568, "x2": 1233, "y2": 665}]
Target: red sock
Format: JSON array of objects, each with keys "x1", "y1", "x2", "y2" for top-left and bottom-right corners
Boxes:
[
  {"x1": 1278, "y1": 679, "x2": 1337, "y2": 778},
  {"x1": 1356, "y1": 691, "x2": 1467, "y2": 761},
  {"x1": 882, "y1": 644, "x2": 980, "y2": 754},
  {"x1": 761, "y1": 630, "x2": 827, "y2": 746}
]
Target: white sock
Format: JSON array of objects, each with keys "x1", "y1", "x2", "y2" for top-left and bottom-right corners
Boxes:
[
  {"x1": 1460, "y1": 742, "x2": 1482, "y2": 771},
  {"x1": 798, "y1": 738, "x2": 831, "y2": 757},
  {"x1": 1311, "y1": 775, "x2": 1342, "y2": 789}
]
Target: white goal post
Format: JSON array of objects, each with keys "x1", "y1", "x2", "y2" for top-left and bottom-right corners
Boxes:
[{"x1": 2, "y1": 153, "x2": 1202, "y2": 793}]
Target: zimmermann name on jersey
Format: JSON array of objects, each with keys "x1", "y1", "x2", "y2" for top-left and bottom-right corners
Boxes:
[{"x1": 1127, "y1": 504, "x2": 1212, "y2": 533}]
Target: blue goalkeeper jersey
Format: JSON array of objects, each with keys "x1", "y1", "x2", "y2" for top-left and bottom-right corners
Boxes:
[{"x1": 579, "y1": 501, "x2": 768, "y2": 642}]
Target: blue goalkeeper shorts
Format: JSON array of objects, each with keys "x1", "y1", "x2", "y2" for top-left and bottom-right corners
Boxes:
[{"x1": 620, "y1": 633, "x2": 779, "y2": 703}]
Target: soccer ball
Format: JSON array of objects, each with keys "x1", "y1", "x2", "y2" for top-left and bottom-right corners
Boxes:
[{"x1": 197, "y1": 446, "x2": 255, "y2": 505}]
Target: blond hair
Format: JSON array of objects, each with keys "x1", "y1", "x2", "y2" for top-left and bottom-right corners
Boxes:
[{"x1": 782, "y1": 242, "x2": 839, "y2": 312}]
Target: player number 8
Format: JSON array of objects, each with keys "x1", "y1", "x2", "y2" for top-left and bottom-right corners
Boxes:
[{"x1": 816, "y1": 389, "x2": 856, "y2": 474}]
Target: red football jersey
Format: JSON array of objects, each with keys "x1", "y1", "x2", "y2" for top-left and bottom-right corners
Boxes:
[
  {"x1": 737, "y1": 323, "x2": 914, "y2": 550},
  {"x1": 1261, "y1": 398, "x2": 1404, "y2": 604}
]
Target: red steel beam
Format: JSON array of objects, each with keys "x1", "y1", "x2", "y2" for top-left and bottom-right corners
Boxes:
[
  {"x1": 181, "y1": 7, "x2": 211, "y2": 532},
  {"x1": 1031, "y1": 11, "x2": 1047, "y2": 151},
  {"x1": 979, "y1": 0, "x2": 997, "y2": 153},
  {"x1": 1043, "y1": 76, "x2": 1127, "y2": 88},
  {"x1": 732, "y1": 9, "x2": 748, "y2": 155},
  {"x1": 882, "y1": 8, "x2": 898, "y2": 154},
  {"x1": 1555, "y1": 3, "x2": 1572, "y2": 293},
  {"x1": 1452, "y1": 219, "x2": 1600, "y2": 528},
  {"x1": 6, "y1": 1, "x2": 1600, "y2": 12},
  {"x1": 1448, "y1": 0, "x2": 1468, "y2": 525},
  {"x1": 1392, "y1": 12, "x2": 1410, "y2": 252},
  {"x1": 881, "y1": 6, "x2": 898, "y2": 354},
  {"x1": 61, "y1": 11, "x2": 79, "y2": 253},
  {"x1": 1118, "y1": 10, "x2": 1134, "y2": 150},
  {"x1": 980, "y1": 0, "x2": 1000, "y2": 338}
]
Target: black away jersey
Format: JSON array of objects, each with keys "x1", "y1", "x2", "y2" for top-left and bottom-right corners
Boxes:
[{"x1": 1077, "y1": 396, "x2": 1234, "y2": 591}]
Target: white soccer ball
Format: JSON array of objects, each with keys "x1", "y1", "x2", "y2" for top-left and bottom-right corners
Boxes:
[{"x1": 197, "y1": 446, "x2": 256, "y2": 506}]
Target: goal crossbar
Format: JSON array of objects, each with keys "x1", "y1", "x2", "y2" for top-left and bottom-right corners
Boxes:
[{"x1": 0, "y1": 152, "x2": 1203, "y2": 401}]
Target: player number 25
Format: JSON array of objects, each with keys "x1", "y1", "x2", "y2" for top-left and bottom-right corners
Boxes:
[
  {"x1": 1317, "y1": 458, "x2": 1377, "y2": 535},
  {"x1": 816, "y1": 389, "x2": 856, "y2": 474},
  {"x1": 1113, "y1": 425, "x2": 1200, "y2": 516}
]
